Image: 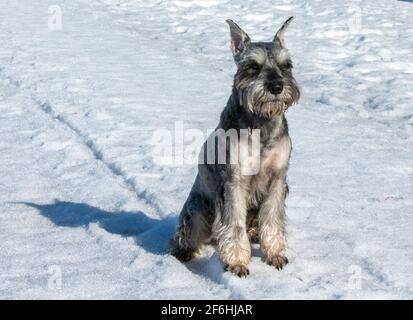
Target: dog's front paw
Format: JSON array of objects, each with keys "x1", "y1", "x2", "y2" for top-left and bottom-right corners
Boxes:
[
  {"x1": 264, "y1": 255, "x2": 289, "y2": 270},
  {"x1": 225, "y1": 264, "x2": 250, "y2": 278}
]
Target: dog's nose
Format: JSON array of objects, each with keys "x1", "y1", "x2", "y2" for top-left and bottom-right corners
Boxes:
[{"x1": 268, "y1": 81, "x2": 283, "y2": 95}]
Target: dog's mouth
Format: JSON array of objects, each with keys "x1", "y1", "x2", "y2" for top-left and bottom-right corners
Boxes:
[
  {"x1": 254, "y1": 100, "x2": 289, "y2": 118},
  {"x1": 252, "y1": 93, "x2": 293, "y2": 118},
  {"x1": 238, "y1": 83, "x2": 299, "y2": 118}
]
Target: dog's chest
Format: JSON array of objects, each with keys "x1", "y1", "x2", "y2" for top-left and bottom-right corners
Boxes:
[{"x1": 246, "y1": 135, "x2": 291, "y2": 205}]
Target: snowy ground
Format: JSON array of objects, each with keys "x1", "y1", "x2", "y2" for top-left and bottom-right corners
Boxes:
[{"x1": 0, "y1": 0, "x2": 412, "y2": 299}]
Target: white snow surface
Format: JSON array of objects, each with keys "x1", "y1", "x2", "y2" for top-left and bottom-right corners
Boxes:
[{"x1": 0, "y1": 0, "x2": 412, "y2": 299}]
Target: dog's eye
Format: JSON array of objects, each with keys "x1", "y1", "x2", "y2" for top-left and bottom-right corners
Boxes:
[{"x1": 247, "y1": 62, "x2": 261, "y2": 73}]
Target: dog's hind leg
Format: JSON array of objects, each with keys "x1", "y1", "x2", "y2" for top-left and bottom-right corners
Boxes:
[{"x1": 169, "y1": 192, "x2": 211, "y2": 262}]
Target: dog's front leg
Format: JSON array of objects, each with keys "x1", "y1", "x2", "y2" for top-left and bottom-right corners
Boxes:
[
  {"x1": 259, "y1": 175, "x2": 289, "y2": 270},
  {"x1": 213, "y1": 179, "x2": 251, "y2": 277}
]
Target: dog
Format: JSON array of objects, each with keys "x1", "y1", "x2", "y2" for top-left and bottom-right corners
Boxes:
[{"x1": 170, "y1": 17, "x2": 300, "y2": 277}]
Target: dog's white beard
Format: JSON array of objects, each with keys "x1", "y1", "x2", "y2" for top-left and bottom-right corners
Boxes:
[{"x1": 240, "y1": 84, "x2": 293, "y2": 118}]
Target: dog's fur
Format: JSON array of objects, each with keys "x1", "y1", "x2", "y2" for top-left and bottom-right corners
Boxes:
[{"x1": 170, "y1": 18, "x2": 300, "y2": 277}]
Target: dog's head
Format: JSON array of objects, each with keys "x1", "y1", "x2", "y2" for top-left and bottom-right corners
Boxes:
[{"x1": 226, "y1": 17, "x2": 300, "y2": 118}]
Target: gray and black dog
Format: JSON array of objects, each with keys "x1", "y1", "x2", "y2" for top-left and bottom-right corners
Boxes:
[{"x1": 170, "y1": 17, "x2": 300, "y2": 277}]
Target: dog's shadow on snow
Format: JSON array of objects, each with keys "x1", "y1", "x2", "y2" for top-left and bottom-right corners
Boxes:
[
  {"x1": 21, "y1": 200, "x2": 260, "y2": 284},
  {"x1": 21, "y1": 200, "x2": 177, "y2": 255}
]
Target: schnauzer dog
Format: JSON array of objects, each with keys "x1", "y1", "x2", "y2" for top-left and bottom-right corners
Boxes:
[{"x1": 170, "y1": 17, "x2": 300, "y2": 277}]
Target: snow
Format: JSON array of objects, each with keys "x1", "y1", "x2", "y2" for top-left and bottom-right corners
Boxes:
[{"x1": 0, "y1": 0, "x2": 412, "y2": 299}]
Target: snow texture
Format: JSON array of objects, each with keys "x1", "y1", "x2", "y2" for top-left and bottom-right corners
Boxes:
[{"x1": 0, "y1": 0, "x2": 412, "y2": 299}]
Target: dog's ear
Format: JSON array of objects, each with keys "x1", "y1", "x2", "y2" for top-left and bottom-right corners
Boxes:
[
  {"x1": 273, "y1": 16, "x2": 294, "y2": 47},
  {"x1": 226, "y1": 19, "x2": 251, "y2": 60}
]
